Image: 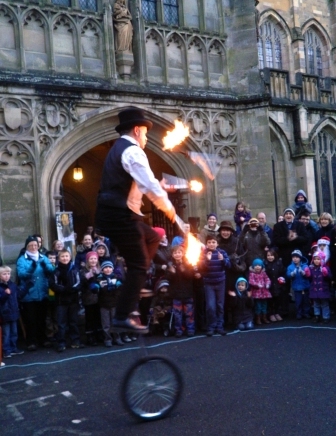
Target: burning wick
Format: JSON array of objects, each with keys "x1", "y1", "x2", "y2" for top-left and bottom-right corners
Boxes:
[
  {"x1": 185, "y1": 233, "x2": 203, "y2": 267},
  {"x1": 189, "y1": 180, "x2": 203, "y2": 192},
  {"x1": 162, "y1": 120, "x2": 189, "y2": 151}
]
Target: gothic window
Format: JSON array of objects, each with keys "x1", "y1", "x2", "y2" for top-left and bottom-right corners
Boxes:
[
  {"x1": 143, "y1": 0, "x2": 157, "y2": 21},
  {"x1": 163, "y1": 0, "x2": 179, "y2": 25},
  {"x1": 143, "y1": 1, "x2": 179, "y2": 26},
  {"x1": 52, "y1": 0, "x2": 70, "y2": 6},
  {"x1": 79, "y1": 0, "x2": 97, "y2": 11},
  {"x1": 258, "y1": 20, "x2": 282, "y2": 70},
  {"x1": 313, "y1": 131, "x2": 336, "y2": 215},
  {"x1": 305, "y1": 29, "x2": 323, "y2": 76}
]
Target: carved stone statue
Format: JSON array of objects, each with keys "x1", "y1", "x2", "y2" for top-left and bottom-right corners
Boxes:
[{"x1": 113, "y1": 0, "x2": 133, "y2": 52}]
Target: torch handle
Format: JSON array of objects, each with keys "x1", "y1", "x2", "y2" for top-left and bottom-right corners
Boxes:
[{"x1": 175, "y1": 215, "x2": 186, "y2": 234}]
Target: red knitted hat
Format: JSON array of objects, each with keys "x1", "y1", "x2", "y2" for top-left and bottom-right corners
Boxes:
[{"x1": 153, "y1": 227, "x2": 166, "y2": 239}]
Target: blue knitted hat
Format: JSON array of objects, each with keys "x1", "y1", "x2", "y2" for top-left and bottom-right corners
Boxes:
[{"x1": 252, "y1": 258, "x2": 264, "y2": 268}]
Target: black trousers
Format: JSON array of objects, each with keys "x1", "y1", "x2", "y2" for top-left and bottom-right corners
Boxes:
[
  {"x1": 96, "y1": 207, "x2": 161, "y2": 319},
  {"x1": 21, "y1": 300, "x2": 48, "y2": 346}
]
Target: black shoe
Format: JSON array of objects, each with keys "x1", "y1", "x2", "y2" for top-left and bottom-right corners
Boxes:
[
  {"x1": 175, "y1": 332, "x2": 183, "y2": 338},
  {"x1": 27, "y1": 344, "x2": 37, "y2": 351},
  {"x1": 71, "y1": 343, "x2": 85, "y2": 349},
  {"x1": 57, "y1": 344, "x2": 66, "y2": 352},
  {"x1": 206, "y1": 330, "x2": 214, "y2": 337},
  {"x1": 122, "y1": 334, "x2": 132, "y2": 343},
  {"x1": 129, "y1": 334, "x2": 138, "y2": 341},
  {"x1": 187, "y1": 331, "x2": 195, "y2": 337},
  {"x1": 113, "y1": 317, "x2": 149, "y2": 333},
  {"x1": 112, "y1": 337, "x2": 124, "y2": 346},
  {"x1": 313, "y1": 316, "x2": 320, "y2": 323},
  {"x1": 323, "y1": 318, "x2": 330, "y2": 324},
  {"x1": 216, "y1": 329, "x2": 227, "y2": 336}
]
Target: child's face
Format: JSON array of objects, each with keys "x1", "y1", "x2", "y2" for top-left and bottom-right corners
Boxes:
[
  {"x1": 0, "y1": 271, "x2": 10, "y2": 283},
  {"x1": 88, "y1": 256, "x2": 98, "y2": 267},
  {"x1": 58, "y1": 252, "x2": 71, "y2": 264},
  {"x1": 96, "y1": 247, "x2": 106, "y2": 257},
  {"x1": 318, "y1": 244, "x2": 326, "y2": 252},
  {"x1": 220, "y1": 229, "x2": 231, "y2": 239},
  {"x1": 172, "y1": 249, "x2": 184, "y2": 262},
  {"x1": 313, "y1": 257, "x2": 321, "y2": 266},
  {"x1": 237, "y1": 281, "x2": 247, "y2": 291},
  {"x1": 237, "y1": 204, "x2": 244, "y2": 212},
  {"x1": 102, "y1": 266, "x2": 113, "y2": 274},
  {"x1": 292, "y1": 256, "x2": 301, "y2": 265},
  {"x1": 55, "y1": 240, "x2": 64, "y2": 251},
  {"x1": 47, "y1": 255, "x2": 57, "y2": 265},
  {"x1": 266, "y1": 252, "x2": 275, "y2": 262},
  {"x1": 297, "y1": 194, "x2": 305, "y2": 202},
  {"x1": 206, "y1": 239, "x2": 218, "y2": 250},
  {"x1": 253, "y1": 265, "x2": 262, "y2": 273}
]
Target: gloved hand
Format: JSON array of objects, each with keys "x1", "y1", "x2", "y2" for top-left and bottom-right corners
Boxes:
[
  {"x1": 322, "y1": 267, "x2": 328, "y2": 276},
  {"x1": 277, "y1": 277, "x2": 286, "y2": 284},
  {"x1": 304, "y1": 267, "x2": 311, "y2": 277}
]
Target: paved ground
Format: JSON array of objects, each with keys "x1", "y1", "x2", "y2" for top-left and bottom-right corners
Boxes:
[{"x1": 1, "y1": 320, "x2": 336, "y2": 435}]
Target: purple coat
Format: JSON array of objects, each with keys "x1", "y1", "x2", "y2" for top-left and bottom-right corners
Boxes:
[{"x1": 307, "y1": 265, "x2": 331, "y2": 299}]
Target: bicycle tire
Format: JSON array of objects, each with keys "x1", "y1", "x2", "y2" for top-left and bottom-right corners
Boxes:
[{"x1": 121, "y1": 355, "x2": 183, "y2": 421}]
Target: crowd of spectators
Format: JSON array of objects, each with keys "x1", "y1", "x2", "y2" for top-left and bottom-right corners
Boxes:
[{"x1": 1, "y1": 189, "x2": 336, "y2": 361}]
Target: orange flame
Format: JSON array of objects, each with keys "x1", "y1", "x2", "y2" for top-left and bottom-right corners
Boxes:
[
  {"x1": 189, "y1": 180, "x2": 203, "y2": 192},
  {"x1": 162, "y1": 120, "x2": 189, "y2": 150},
  {"x1": 185, "y1": 233, "x2": 203, "y2": 267}
]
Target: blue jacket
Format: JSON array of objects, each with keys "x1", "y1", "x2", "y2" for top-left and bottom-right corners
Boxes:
[
  {"x1": 17, "y1": 253, "x2": 54, "y2": 302},
  {"x1": 0, "y1": 280, "x2": 23, "y2": 322},
  {"x1": 200, "y1": 248, "x2": 231, "y2": 284},
  {"x1": 286, "y1": 260, "x2": 310, "y2": 291}
]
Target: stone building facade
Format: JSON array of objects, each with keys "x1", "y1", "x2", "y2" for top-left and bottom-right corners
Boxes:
[{"x1": 0, "y1": 0, "x2": 335, "y2": 265}]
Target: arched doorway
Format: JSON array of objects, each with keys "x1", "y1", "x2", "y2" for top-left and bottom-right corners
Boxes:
[{"x1": 41, "y1": 107, "x2": 205, "y2": 247}]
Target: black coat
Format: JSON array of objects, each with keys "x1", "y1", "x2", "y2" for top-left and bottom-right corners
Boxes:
[
  {"x1": 49, "y1": 263, "x2": 81, "y2": 305},
  {"x1": 264, "y1": 259, "x2": 286, "y2": 297},
  {"x1": 229, "y1": 293, "x2": 254, "y2": 325},
  {"x1": 217, "y1": 234, "x2": 247, "y2": 291},
  {"x1": 273, "y1": 220, "x2": 308, "y2": 267}
]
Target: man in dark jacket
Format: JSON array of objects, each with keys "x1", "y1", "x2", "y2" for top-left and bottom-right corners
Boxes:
[
  {"x1": 95, "y1": 107, "x2": 176, "y2": 332},
  {"x1": 273, "y1": 208, "x2": 308, "y2": 316}
]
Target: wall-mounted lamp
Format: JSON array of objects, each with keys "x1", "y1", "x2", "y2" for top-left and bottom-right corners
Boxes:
[{"x1": 73, "y1": 160, "x2": 83, "y2": 182}]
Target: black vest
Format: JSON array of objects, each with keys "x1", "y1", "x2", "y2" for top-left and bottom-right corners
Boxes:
[{"x1": 97, "y1": 138, "x2": 136, "y2": 209}]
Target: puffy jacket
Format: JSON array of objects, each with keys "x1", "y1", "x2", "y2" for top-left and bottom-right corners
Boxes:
[
  {"x1": 17, "y1": 253, "x2": 54, "y2": 302},
  {"x1": 0, "y1": 280, "x2": 23, "y2": 322},
  {"x1": 306, "y1": 265, "x2": 331, "y2": 299},
  {"x1": 286, "y1": 261, "x2": 310, "y2": 291},
  {"x1": 248, "y1": 268, "x2": 272, "y2": 299},
  {"x1": 264, "y1": 258, "x2": 286, "y2": 297},
  {"x1": 49, "y1": 262, "x2": 81, "y2": 305},
  {"x1": 199, "y1": 248, "x2": 231, "y2": 284}
]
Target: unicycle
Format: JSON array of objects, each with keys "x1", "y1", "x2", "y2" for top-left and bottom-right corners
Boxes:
[{"x1": 117, "y1": 328, "x2": 183, "y2": 421}]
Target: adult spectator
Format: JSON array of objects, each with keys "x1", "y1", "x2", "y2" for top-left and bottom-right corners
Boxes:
[
  {"x1": 291, "y1": 189, "x2": 319, "y2": 231},
  {"x1": 273, "y1": 208, "x2": 308, "y2": 317},
  {"x1": 239, "y1": 218, "x2": 270, "y2": 268},
  {"x1": 273, "y1": 208, "x2": 308, "y2": 267},
  {"x1": 315, "y1": 212, "x2": 334, "y2": 240},
  {"x1": 75, "y1": 234, "x2": 95, "y2": 269},
  {"x1": 256, "y1": 212, "x2": 273, "y2": 246},
  {"x1": 199, "y1": 213, "x2": 219, "y2": 244},
  {"x1": 33, "y1": 234, "x2": 48, "y2": 255},
  {"x1": 16, "y1": 236, "x2": 54, "y2": 351},
  {"x1": 299, "y1": 211, "x2": 317, "y2": 258}
]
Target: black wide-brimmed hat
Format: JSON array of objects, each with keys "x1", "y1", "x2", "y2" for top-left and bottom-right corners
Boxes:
[{"x1": 115, "y1": 107, "x2": 153, "y2": 133}]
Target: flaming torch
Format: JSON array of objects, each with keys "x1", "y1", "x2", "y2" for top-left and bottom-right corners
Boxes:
[
  {"x1": 189, "y1": 180, "x2": 203, "y2": 193},
  {"x1": 162, "y1": 120, "x2": 189, "y2": 151},
  {"x1": 175, "y1": 215, "x2": 203, "y2": 267}
]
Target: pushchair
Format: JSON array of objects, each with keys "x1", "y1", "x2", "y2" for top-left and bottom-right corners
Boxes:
[{"x1": 148, "y1": 278, "x2": 174, "y2": 337}]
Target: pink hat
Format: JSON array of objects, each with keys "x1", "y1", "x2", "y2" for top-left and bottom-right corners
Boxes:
[
  {"x1": 312, "y1": 251, "x2": 326, "y2": 265},
  {"x1": 153, "y1": 227, "x2": 166, "y2": 239},
  {"x1": 86, "y1": 251, "x2": 98, "y2": 261}
]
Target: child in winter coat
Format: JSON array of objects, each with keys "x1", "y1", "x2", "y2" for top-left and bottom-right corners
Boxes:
[
  {"x1": 305, "y1": 252, "x2": 332, "y2": 323},
  {"x1": 264, "y1": 249, "x2": 286, "y2": 322},
  {"x1": 0, "y1": 266, "x2": 25, "y2": 358},
  {"x1": 49, "y1": 249, "x2": 83, "y2": 352},
  {"x1": 286, "y1": 249, "x2": 311, "y2": 320},
  {"x1": 228, "y1": 277, "x2": 254, "y2": 331},
  {"x1": 80, "y1": 251, "x2": 101, "y2": 345},
  {"x1": 199, "y1": 235, "x2": 231, "y2": 336},
  {"x1": 166, "y1": 245, "x2": 200, "y2": 337},
  {"x1": 233, "y1": 201, "x2": 252, "y2": 235},
  {"x1": 248, "y1": 258, "x2": 272, "y2": 325},
  {"x1": 91, "y1": 260, "x2": 122, "y2": 347}
]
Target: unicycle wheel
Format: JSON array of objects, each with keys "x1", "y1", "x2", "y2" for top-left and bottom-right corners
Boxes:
[{"x1": 121, "y1": 355, "x2": 183, "y2": 421}]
